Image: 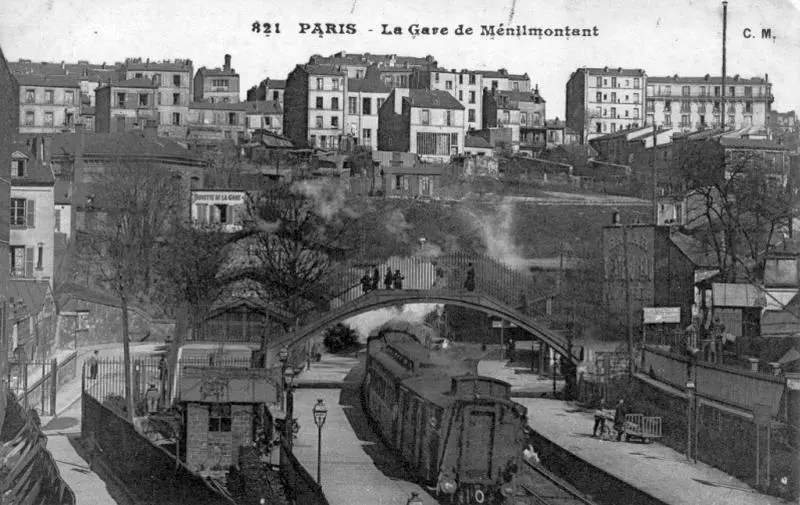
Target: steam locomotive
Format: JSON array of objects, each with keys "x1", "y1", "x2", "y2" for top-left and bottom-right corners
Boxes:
[{"x1": 363, "y1": 328, "x2": 530, "y2": 505}]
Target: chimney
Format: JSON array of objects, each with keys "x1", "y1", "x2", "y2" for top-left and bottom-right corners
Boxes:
[
  {"x1": 73, "y1": 124, "x2": 85, "y2": 206},
  {"x1": 224, "y1": 54, "x2": 232, "y2": 71}
]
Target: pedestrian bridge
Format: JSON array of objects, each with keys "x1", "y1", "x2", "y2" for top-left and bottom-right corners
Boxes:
[{"x1": 269, "y1": 252, "x2": 581, "y2": 367}]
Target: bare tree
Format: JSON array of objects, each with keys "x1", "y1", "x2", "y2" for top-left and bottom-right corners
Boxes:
[
  {"x1": 677, "y1": 140, "x2": 798, "y2": 282},
  {"x1": 80, "y1": 160, "x2": 183, "y2": 420}
]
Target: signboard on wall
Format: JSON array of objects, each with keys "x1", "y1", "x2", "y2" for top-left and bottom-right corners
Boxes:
[
  {"x1": 191, "y1": 191, "x2": 246, "y2": 205},
  {"x1": 180, "y1": 366, "x2": 277, "y2": 403},
  {"x1": 643, "y1": 307, "x2": 681, "y2": 324}
]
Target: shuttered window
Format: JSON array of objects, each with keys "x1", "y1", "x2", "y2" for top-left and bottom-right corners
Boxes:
[
  {"x1": 25, "y1": 247, "x2": 34, "y2": 278},
  {"x1": 26, "y1": 200, "x2": 35, "y2": 228}
]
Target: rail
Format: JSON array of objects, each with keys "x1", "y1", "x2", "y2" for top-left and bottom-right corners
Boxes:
[{"x1": 521, "y1": 460, "x2": 598, "y2": 505}]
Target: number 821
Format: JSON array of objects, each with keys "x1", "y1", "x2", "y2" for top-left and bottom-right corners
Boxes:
[{"x1": 252, "y1": 22, "x2": 281, "y2": 35}]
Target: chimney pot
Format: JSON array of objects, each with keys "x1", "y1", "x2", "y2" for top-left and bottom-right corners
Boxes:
[{"x1": 224, "y1": 54, "x2": 232, "y2": 71}]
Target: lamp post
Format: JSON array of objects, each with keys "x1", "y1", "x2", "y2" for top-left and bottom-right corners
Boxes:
[
  {"x1": 279, "y1": 346, "x2": 289, "y2": 412},
  {"x1": 312, "y1": 398, "x2": 328, "y2": 485},
  {"x1": 283, "y1": 365, "x2": 295, "y2": 452}
]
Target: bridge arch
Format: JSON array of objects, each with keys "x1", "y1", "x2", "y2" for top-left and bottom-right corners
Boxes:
[{"x1": 270, "y1": 289, "x2": 580, "y2": 367}]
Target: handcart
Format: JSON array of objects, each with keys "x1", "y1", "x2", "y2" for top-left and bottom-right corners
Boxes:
[{"x1": 621, "y1": 413, "x2": 662, "y2": 443}]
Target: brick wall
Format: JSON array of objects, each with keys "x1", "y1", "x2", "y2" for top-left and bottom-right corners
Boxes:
[{"x1": 186, "y1": 402, "x2": 253, "y2": 472}]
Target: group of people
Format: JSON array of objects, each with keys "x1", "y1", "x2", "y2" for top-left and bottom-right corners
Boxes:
[
  {"x1": 361, "y1": 267, "x2": 406, "y2": 293},
  {"x1": 592, "y1": 398, "x2": 628, "y2": 441}
]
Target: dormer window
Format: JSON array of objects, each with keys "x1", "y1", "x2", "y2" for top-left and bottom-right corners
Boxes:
[{"x1": 11, "y1": 159, "x2": 26, "y2": 177}]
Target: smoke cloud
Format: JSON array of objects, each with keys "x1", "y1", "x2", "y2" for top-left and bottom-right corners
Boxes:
[
  {"x1": 462, "y1": 198, "x2": 528, "y2": 269},
  {"x1": 292, "y1": 179, "x2": 359, "y2": 220},
  {"x1": 384, "y1": 209, "x2": 413, "y2": 243},
  {"x1": 345, "y1": 303, "x2": 441, "y2": 340}
]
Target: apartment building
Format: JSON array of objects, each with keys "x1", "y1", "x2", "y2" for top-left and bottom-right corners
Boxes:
[
  {"x1": 194, "y1": 54, "x2": 240, "y2": 104},
  {"x1": 244, "y1": 101, "x2": 283, "y2": 136},
  {"x1": 16, "y1": 76, "x2": 81, "y2": 134},
  {"x1": 119, "y1": 58, "x2": 193, "y2": 137},
  {"x1": 309, "y1": 52, "x2": 437, "y2": 82},
  {"x1": 246, "y1": 78, "x2": 285, "y2": 107},
  {"x1": 9, "y1": 138, "x2": 55, "y2": 286},
  {"x1": 345, "y1": 77, "x2": 391, "y2": 149},
  {"x1": 482, "y1": 88, "x2": 546, "y2": 152},
  {"x1": 566, "y1": 66, "x2": 647, "y2": 143},
  {"x1": 479, "y1": 68, "x2": 531, "y2": 93},
  {"x1": 411, "y1": 68, "x2": 484, "y2": 131},
  {"x1": 378, "y1": 89, "x2": 465, "y2": 162},
  {"x1": 283, "y1": 64, "x2": 347, "y2": 149},
  {"x1": 95, "y1": 78, "x2": 159, "y2": 133},
  {"x1": 646, "y1": 75, "x2": 773, "y2": 133},
  {"x1": 187, "y1": 101, "x2": 248, "y2": 143},
  {"x1": 10, "y1": 59, "x2": 120, "y2": 107}
]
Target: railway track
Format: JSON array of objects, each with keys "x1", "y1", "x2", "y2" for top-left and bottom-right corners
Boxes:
[{"x1": 520, "y1": 460, "x2": 599, "y2": 505}]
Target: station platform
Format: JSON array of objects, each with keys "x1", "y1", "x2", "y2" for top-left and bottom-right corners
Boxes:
[
  {"x1": 279, "y1": 354, "x2": 436, "y2": 505},
  {"x1": 514, "y1": 398, "x2": 783, "y2": 505}
]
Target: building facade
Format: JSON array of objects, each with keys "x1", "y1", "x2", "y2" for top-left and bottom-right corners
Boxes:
[
  {"x1": 345, "y1": 77, "x2": 391, "y2": 150},
  {"x1": 16, "y1": 76, "x2": 81, "y2": 134},
  {"x1": 378, "y1": 89, "x2": 465, "y2": 162},
  {"x1": 95, "y1": 78, "x2": 159, "y2": 133},
  {"x1": 309, "y1": 52, "x2": 438, "y2": 82},
  {"x1": 193, "y1": 54, "x2": 240, "y2": 104},
  {"x1": 646, "y1": 75, "x2": 772, "y2": 133},
  {"x1": 283, "y1": 64, "x2": 348, "y2": 149},
  {"x1": 190, "y1": 189, "x2": 246, "y2": 232},
  {"x1": 187, "y1": 102, "x2": 248, "y2": 143},
  {"x1": 120, "y1": 58, "x2": 194, "y2": 137},
  {"x1": 411, "y1": 68, "x2": 484, "y2": 132},
  {"x1": 10, "y1": 139, "x2": 55, "y2": 286},
  {"x1": 566, "y1": 67, "x2": 647, "y2": 143},
  {"x1": 9, "y1": 58, "x2": 121, "y2": 108},
  {"x1": 246, "y1": 78, "x2": 285, "y2": 107},
  {"x1": 483, "y1": 89, "x2": 546, "y2": 152},
  {"x1": 243, "y1": 101, "x2": 283, "y2": 136}
]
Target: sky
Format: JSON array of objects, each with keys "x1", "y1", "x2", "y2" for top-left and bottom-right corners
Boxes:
[{"x1": 1, "y1": 0, "x2": 799, "y2": 116}]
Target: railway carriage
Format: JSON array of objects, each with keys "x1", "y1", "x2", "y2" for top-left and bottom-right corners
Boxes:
[{"x1": 363, "y1": 329, "x2": 531, "y2": 505}]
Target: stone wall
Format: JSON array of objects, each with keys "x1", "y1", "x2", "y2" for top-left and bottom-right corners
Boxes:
[{"x1": 186, "y1": 402, "x2": 253, "y2": 472}]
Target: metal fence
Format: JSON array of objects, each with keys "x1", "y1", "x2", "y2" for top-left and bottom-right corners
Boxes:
[{"x1": 7, "y1": 352, "x2": 78, "y2": 416}]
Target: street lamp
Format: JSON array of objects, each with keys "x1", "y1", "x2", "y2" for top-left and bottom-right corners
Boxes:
[
  {"x1": 406, "y1": 492, "x2": 423, "y2": 505},
  {"x1": 279, "y1": 346, "x2": 289, "y2": 412},
  {"x1": 312, "y1": 398, "x2": 328, "y2": 485},
  {"x1": 283, "y1": 366, "x2": 295, "y2": 452}
]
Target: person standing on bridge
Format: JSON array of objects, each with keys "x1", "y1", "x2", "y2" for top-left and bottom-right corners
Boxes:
[
  {"x1": 384, "y1": 267, "x2": 393, "y2": 290},
  {"x1": 464, "y1": 263, "x2": 476, "y2": 292},
  {"x1": 393, "y1": 269, "x2": 405, "y2": 289},
  {"x1": 361, "y1": 271, "x2": 372, "y2": 294},
  {"x1": 371, "y1": 268, "x2": 380, "y2": 290}
]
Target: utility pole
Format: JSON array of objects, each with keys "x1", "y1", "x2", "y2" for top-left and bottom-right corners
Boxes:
[
  {"x1": 652, "y1": 128, "x2": 659, "y2": 223},
  {"x1": 721, "y1": 1, "x2": 728, "y2": 131}
]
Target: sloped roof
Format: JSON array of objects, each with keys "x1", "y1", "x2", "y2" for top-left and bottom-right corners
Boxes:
[
  {"x1": 465, "y1": 135, "x2": 492, "y2": 149},
  {"x1": 50, "y1": 131, "x2": 206, "y2": 163},
  {"x1": 311, "y1": 52, "x2": 434, "y2": 68},
  {"x1": 669, "y1": 231, "x2": 719, "y2": 267},
  {"x1": 189, "y1": 101, "x2": 250, "y2": 111},
  {"x1": 299, "y1": 64, "x2": 346, "y2": 77},
  {"x1": 242, "y1": 101, "x2": 282, "y2": 114},
  {"x1": 648, "y1": 75, "x2": 769, "y2": 85},
  {"x1": 406, "y1": 90, "x2": 464, "y2": 110},
  {"x1": 123, "y1": 60, "x2": 192, "y2": 71},
  {"x1": 576, "y1": 67, "x2": 646, "y2": 77},
  {"x1": 56, "y1": 282, "x2": 146, "y2": 313},
  {"x1": 347, "y1": 77, "x2": 391, "y2": 94},
  {"x1": 266, "y1": 79, "x2": 285, "y2": 89},
  {"x1": 15, "y1": 75, "x2": 80, "y2": 88},
  {"x1": 718, "y1": 137, "x2": 792, "y2": 150},
  {"x1": 259, "y1": 132, "x2": 293, "y2": 148},
  {"x1": 11, "y1": 144, "x2": 54, "y2": 186},
  {"x1": 9, "y1": 280, "x2": 52, "y2": 319},
  {"x1": 197, "y1": 67, "x2": 238, "y2": 77},
  {"x1": 479, "y1": 69, "x2": 529, "y2": 80}
]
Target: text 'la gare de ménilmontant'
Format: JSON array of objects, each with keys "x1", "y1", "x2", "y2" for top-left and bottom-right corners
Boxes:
[{"x1": 252, "y1": 22, "x2": 601, "y2": 38}]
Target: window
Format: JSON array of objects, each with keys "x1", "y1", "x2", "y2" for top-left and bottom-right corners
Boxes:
[
  {"x1": 316, "y1": 97, "x2": 323, "y2": 109},
  {"x1": 520, "y1": 112, "x2": 527, "y2": 124},
  {"x1": 446, "y1": 110, "x2": 452, "y2": 126},
  {"x1": 208, "y1": 404, "x2": 232, "y2": 432},
  {"x1": 633, "y1": 108, "x2": 639, "y2": 119},
  {"x1": 682, "y1": 86, "x2": 690, "y2": 96},
  {"x1": 24, "y1": 111, "x2": 34, "y2": 126},
  {"x1": 744, "y1": 86, "x2": 752, "y2": 97},
  {"x1": 595, "y1": 106, "x2": 601, "y2": 116},
  {"x1": 10, "y1": 199, "x2": 31, "y2": 227},
  {"x1": 459, "y1": 74, "x2": 463, "y2": 85},
  {"x1": 348, "y1": 97, "x2": 358, "y2": 114},
  {"x1": 421, "y1": 109, "x2": 430, "y2": 125},
  {"x1": 634, "y1": 78, "x2": 640, "y2": 88},
  {"x1": 468, "y1": 109, "x2": 475, "y2": 122},
  {"x1": 65, "y1": 113, "x2": 73, "y2": 126},
  {"x1": 664, "y1": 100, "x2": 672, "y2": 112},
  {"x1": 533, "y1": 112, "x2": 541, "y2": 124},
  {"x1": 117, "y1": 93, "x2": 126, "y2": 108},
  {"x1": 273, "y1": 90, "x2": 280, "y2": 101},
  {"x1": 596, "y1": 92, "x2": 602, "y2": 103},
  {"x1": 502, "y1": 111, "x2": 510, "y2": 124},
  {"x1": 728, "y1": 115, "x2": 735, "y2": 126},
  {"x1": 633, "y1": 92, "x2": 639, "y2": 104},
  {"x1": 139, "y1": 94, "x2": 149, "y2": 106},
  {"x1": 315, "y1": 116, "x2": 323, "y2": 128},
  {"x1": 664, "y1": 114, "x2": 672, "y2": 126},
  {"x1": 458, "y1": 90, "x2": 463, "y2": 101},
  {"x1": 469, "y1": 74, "x2": 476, "y2": 85},
  {"x1": 362, "y1": 128, "x2": 372, "y2": 146},
  {"x1": 135, "y1": 73, "x2": 143, "y2": 79},
  {"x1": 611, "y1": 92, "x2": 616, "y2": 103},
  {"x1": 377, "y1": 98, "x2": 385, "y2": 110},
  {"x1": 394, "y1": 175, "x2": 409, "y2": 191},
  {"x1": 172, "y1": 112, "x2": 181, "y2": 125},
  {"x1": 172, "y1": 74, "x2": 181, "y2": 86},
  {"x1": 434, "y1": 73, "x2": 439, "y2": 83},
  {"x1": 309, "y1": 135, "x2": 317, "y2": 147},
  {"x1": 332, "y1": 79, "x2": 340, "y2": 91},
  {"x1": 11, "y1": 159, "x2": 25, "y2": 177},
  {"x1": 611, "y1": 77, "x2": 617, "y2": 88},
  {"x1": 264, "y1": 116, "x2": 271, "y2": 126},
  {"x1": 36, "y1": 244, "x2": 43, "y2": 270},
  {"x1": 681, "y1": 114, "x2": 690, "y2": 127},
  {"x1": 228, "y1": 112, "x2": 237, "y2": 125},
  {"x1": 513, "y1": 82, "x2": 519, "y2": 91},
  {"x1": 212, "y1": 79, "x2": 229, "y2": 88},
  {"x1": 728, "y1": 86, "x2": 735, "y2": 97},
  {"x1": 647, "y1": 114, "x2": 654, "y2": 125},
  {"x1": 714, "y1": 86, "x2": 721, "y2": 97},
  {"x1": 173, "y1": 93, "x2": 180, "y2": 105},
  {"x1": 331, "y1": 97, "x2": 339, "y2": 110},
  {"x1": 603, "y1": 79, "x2": 608, "y2": 86},
  {"x1": 445, "y1": 81, "x2": 452, "y2": 90},
  {"x1": 625, "y1": 110, "x2": 629, "y2": 117},
  {"x1": 55, "y1": 209, "x2": 61, "y2": 232},
  {"x1": 25, "y1": 89, "x2": 35, "y2": 103},
  {"x1": 611, "y1": 123, "x2": 616, "y2": 133},
  {"x1": 469, "y1": 91, "x2": 475, "y2": 104},
  {"x1": 491, "y1": 80, "x2": 498, "y2": 90},
  {"x1": 699, "y1": 86, "x2": 706, "y2": 97},
  {"x1": 610, "y1": 107, "x2": 616, "y2": 118},
  {"x1": 10, "y1": 246, "x2": 27, "y2": 278},
  {"x1": 316, "y1": 78, "x2": 324, "y2": 90},
  {"x1": 680, "y1": 101, "x2": 690, "y2": 113},
  {"x1": 419, "y1": 175, "x2": 433, "y2": 196},
  {"x1": 44, "y1": 89, "x2": 54, "y2": 104},
  {"x1": 43, "y1": 112, "x2": 54, "y2": 126},
  {"x1": 745, "y1": 102, "x2": 752, "y2": 114},
  {"x1": 595, "y1": 122, "x2": 602, "y2": 133},
  {"x1": 362, "y1": 98, "x2": 372, "y2": 115},
  {"x1": 331, "y1": 116, "x2": 338, "y2": 127},
  {"x1": 596, "y1": 76, "x2": 603, "y2": 87}
]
